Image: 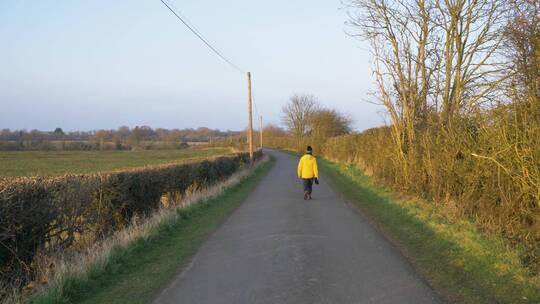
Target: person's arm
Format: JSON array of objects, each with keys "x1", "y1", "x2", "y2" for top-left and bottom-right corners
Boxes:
[
  {"x1": 297, "y1": 157, "x2": 303, "y2": 178},
  {"x1": 313, "y1": 158, "x2": 319, "y2": 178}
]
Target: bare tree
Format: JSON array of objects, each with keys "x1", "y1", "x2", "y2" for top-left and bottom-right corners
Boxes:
[
  {"x1": 348, "y1": 0, "x2": 435, "y2": 154},
  {"x1": 434, "y1": 0, "x2": 507, "y2": 122},
  {"x1": 503, "y1": 0, "x2": 540, "y2": 113},
  {"x1": 347, "y1": 0, "x2": 506, "y2": 151},
  {"x1": 282, "y1": 94, "x2": 320, "y2": 148},
  {"x1": 263, "y1": 124, "x2": 289, "y2": 138},
  {"x1": 310, "y1": 109, "x2": 352, "y2": 139}
]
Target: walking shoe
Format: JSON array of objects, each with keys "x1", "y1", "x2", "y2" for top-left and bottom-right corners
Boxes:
[
  {"x1": 308, "y1": 194, "x2": 312, "y2": 200},
  {"x1": 304, "y1": 192, "x2": 308, "y2": 200}
]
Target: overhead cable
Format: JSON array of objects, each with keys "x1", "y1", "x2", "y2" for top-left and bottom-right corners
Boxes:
[{"x1": 159, "y1": 0, "x2": 244, "y2": 73}]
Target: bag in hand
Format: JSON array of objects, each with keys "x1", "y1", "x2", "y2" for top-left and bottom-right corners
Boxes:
[{"x1": 314, "y1": 178, "x2": 319, "y2": 185}]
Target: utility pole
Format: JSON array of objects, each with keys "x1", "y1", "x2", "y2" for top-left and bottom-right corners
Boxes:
[
  {"x1": 247, "y1": 72, "x2": 254, "y2": 162},
  {"x1": 259, "y1": 115, "x2": 263, "y2": 152}
]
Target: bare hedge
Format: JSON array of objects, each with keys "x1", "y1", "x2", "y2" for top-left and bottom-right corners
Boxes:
[
  {"x1": 322, "y1": 110, "x2": 540, "y2": 273},
  {"x1": 0, "y1": 151, "x2": 261, "y2": 288}
]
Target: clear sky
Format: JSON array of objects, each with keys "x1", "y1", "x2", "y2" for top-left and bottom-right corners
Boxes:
[{"x1": 0, "y1": 0, "x2": 385, "y2": 132}]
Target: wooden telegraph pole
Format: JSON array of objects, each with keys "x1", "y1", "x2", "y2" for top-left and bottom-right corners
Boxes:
[
  {"x1": 259, "y1": 116, "x2": 263, "y2": 151},
  {"x1": 247, "y1": 72, "x2": 254, "y2": 162}
]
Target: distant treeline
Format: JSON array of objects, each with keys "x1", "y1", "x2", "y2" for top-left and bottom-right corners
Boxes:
[{"x1": 0, "y1": 126, "x2": 242, "y2": 151}]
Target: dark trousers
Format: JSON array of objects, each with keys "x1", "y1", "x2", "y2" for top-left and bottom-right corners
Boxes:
[{"x1": 302, "y1": 178, "x2": 314, "y2": 194}]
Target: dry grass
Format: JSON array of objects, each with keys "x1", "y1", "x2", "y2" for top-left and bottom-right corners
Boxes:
[{"x1": 2, "y1": 156, "x2": 269, "y2": 304}]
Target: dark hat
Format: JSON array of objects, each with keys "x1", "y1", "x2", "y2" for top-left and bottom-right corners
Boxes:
[{"x1": 306, "y1": 146, "x2": 313, "y2": 154}]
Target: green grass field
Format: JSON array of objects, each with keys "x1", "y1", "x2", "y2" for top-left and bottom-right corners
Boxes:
[{"x1": 0, "y1": 148, "x2": 231, "y2": 177}]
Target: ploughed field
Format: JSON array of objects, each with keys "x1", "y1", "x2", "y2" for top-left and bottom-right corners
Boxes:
[{"x1": 0, "y1": 147, "x2": 231, "y2": 176}]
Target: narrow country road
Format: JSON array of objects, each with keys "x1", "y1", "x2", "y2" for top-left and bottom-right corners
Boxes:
[{"x1": 153, "y1": 151, "x2": 442, "y2": 304}]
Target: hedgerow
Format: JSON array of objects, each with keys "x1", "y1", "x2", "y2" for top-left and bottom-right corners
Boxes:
[
  {"x1": 0, "y1": 151, "x2": 261, "y2": 292},
  {"x1": 321, "y1": 107, "x2": 540, "y2": 274}
]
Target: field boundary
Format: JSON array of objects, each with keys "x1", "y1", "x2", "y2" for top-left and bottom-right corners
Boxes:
[
  {"x1": 0, "y1": 150, "x2": 262, "y2": 299},
  {"x1": 22, "y1": 155, "x2": 274, "y2": 304},
  {"x1": 319, "y1": 158, "x2": 540, "y2": 304}
]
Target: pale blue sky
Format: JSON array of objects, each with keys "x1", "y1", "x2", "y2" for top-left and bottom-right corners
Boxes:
[{"x1": 0, "y1": 0, "x2": 385, "y2": 132}]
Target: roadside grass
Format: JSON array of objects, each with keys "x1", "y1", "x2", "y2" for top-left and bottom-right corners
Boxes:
[
  {"x1": 29, "y1": 156, "x2": 274, "y2": 304},
  {"x1": 320, "y1": 159, "x2": 540, "y2": 304},
  {"x1": 0, "y1": 148, "x2": 231, "y2": 177}
]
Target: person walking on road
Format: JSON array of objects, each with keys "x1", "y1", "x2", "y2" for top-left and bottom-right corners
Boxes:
[{"x1": 297, "y1": 146, "x2": 319, "y2": 200}]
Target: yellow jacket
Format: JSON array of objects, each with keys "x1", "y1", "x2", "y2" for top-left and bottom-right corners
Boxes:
[{"x1": 297, "y1": 154, "x2": 318, "y2": 179}]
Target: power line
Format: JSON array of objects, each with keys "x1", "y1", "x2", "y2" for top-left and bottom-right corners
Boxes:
[
  {"x1": 159, "y1": 0, "x2": 260, "y2": 153},
  {"x1": 159, "y1": 0, "x2": 244, "y2": 73},
  {"x1": 166, "y1": 1, "x2": 209, "y2": 44}
]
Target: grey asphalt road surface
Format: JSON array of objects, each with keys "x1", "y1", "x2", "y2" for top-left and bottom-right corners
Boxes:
[{"x1": 153, "y1": 150, "x2": 442, "y2": 304}]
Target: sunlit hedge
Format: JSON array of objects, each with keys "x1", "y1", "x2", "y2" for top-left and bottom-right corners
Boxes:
[
  {"x1": 322, "y1": 108, "x2": 540, "y2": 273},
  {"x1": 0, "y1": 151, "x2": 261, "y2": 289}
]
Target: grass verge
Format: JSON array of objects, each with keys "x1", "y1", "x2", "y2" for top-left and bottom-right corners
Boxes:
[
  {"x1": 29, "y1": 156, "x2": 275, "y2": 304},
  {"x1": 320, "y1": 159, "x2": 540, "y2": 304}
]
